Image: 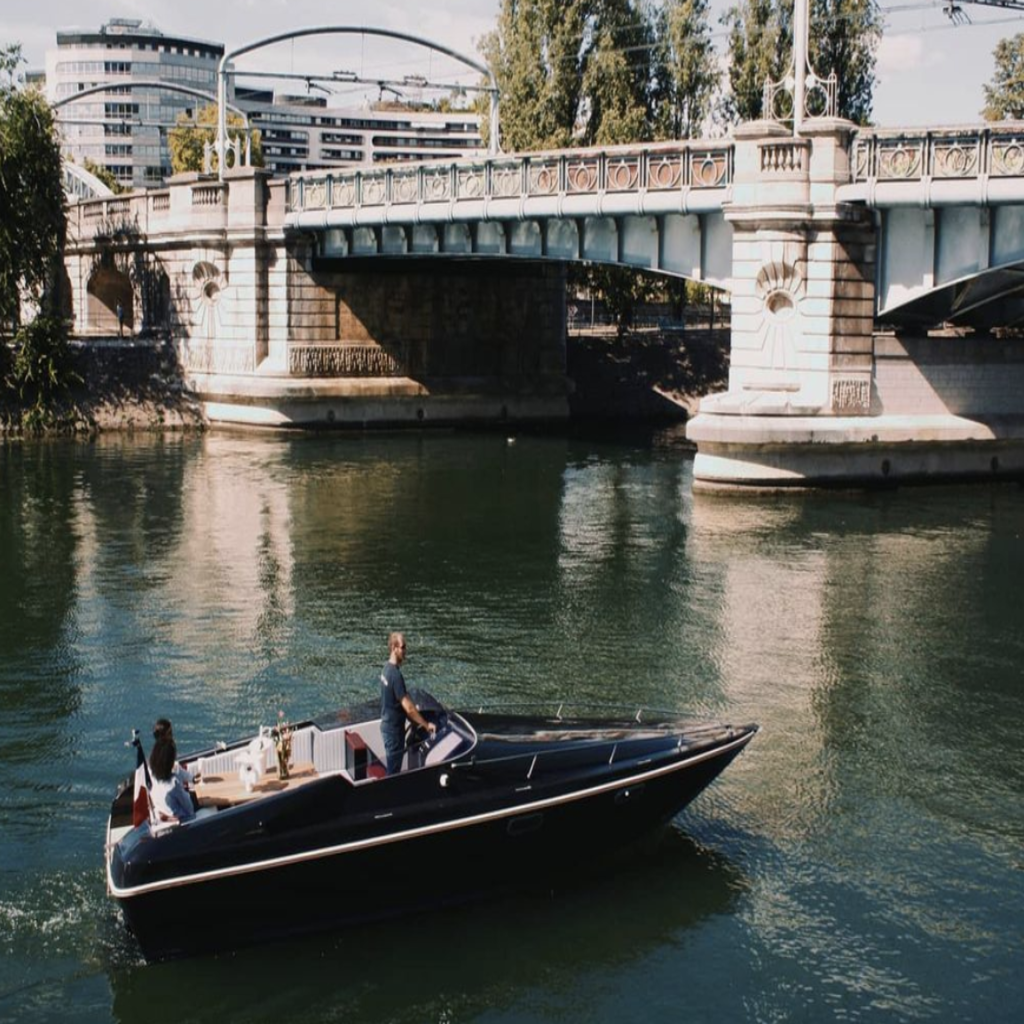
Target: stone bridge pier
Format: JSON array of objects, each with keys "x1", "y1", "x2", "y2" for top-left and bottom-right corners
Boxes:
[
  {"x1": 687, "y1": 121, "x2": 1024, "y2": 490},
  {"x1": 64, "y1": 169, "x2": 569, "y2": 429}
]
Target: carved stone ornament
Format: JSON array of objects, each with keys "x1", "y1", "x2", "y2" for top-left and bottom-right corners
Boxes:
[
  {"x1": 752, "y1": 260, "x2": 805, "y2": 370},
  {"x1": 831, "y1": 376, "x2": 871, "y2": 414},
  {"x1": 288, "y1": 343, "x2": 402, "y2": 378}
]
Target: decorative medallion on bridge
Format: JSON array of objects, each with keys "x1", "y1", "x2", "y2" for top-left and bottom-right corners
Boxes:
[
  {"x1": 992, "y1": 138, "x2": 1024, "y2": 176},
  {"x1": 646, "y1": 155, "x2": 682, "y2": 191},
  {"x1": 528, "y1": 163, "x2": 559, "y2": 195},
  {"x1": 754, "y1": 260, "x2": 804, "y2": 369},
  {"x1": 933, "y1": 141, "x2": 979, "y2": 179},
  {"x1": 691, "y1": 152, "x2": 729, "y2": 188},
  {"x1": 361, "y1": 175, "x2": 386, "y2": 205},
  {"x1": 458, "y1": 169, "x2": 484, "y2": 198},
  {"x1": 567, "y1": 160, "x2": 599, "y2": 193},
  {"x1": 492, "y1": 165, "x2": 521, "y2": 198},
  {"x1": 331, "y1": 179, "x2": 357, "y2": 209},
  {"x1": 877, "y1": 141, "x2": 923, "y2": 180},
  {"x1": 192, "y1": 261, "x2": 222, "y2": 307},
  {"x1": 606, "y1": 158, "x2": 640, "y2": 192},
  {"x1": 304, "y1": 180, "x2": 327, "y2": 210},
  {"x1": 393, "y1": 172, "x2": 419, "y2": 204},
  {"x1": 425, "y1": 170, "x2": 451, "y2": 201}
]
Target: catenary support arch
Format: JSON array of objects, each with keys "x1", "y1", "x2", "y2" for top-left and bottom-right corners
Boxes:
[{"x1": 216, "y1": 26, "x2": 500, "y2": 178}]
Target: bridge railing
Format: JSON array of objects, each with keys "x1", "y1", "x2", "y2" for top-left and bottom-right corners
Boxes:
[
  {"x1": 852, "y1": 125, "x2": 1024, "y2": 183},
  {"x1": 67, "y1": 183, "x2": 228, "y2": 244},
  {"x1": 285, "y1": 141, "x2": 734, "y2": 216}
]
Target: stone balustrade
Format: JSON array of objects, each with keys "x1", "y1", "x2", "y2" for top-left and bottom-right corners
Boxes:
[
  {"x1": 286, "y1": 141, "x2": 734, "y2": 216},
  {"x1": 852, "y1": 125, "x2": 1024, "y2": 182}
]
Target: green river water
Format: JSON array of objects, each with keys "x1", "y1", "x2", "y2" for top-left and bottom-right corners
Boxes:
[{"x1": 0, "y1": 428, "x2": 1021, "y2": 1023}]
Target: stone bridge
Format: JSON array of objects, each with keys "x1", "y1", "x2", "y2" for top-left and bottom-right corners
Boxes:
[{"x1": 63, "y1": 120, "x2": 1024, "y2": 488}]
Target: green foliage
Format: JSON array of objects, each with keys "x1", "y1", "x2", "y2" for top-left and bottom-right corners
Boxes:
[
  {"x1": 0, "y1": 44, "x2": 67, "y2": 333},
  {"x1": 479, "y1": 0, "x2": 589, "y2": 151},
  {"x1": 653, "y1": 0, "x2": 718, "y2": 139},
  {"x1": 809, "y1": 0, "x2": 881, "y2": 125},
  {"x1": 721, "y1": 0, "x2": 786, "y2": 123},
  {"x1": 168, "y1": 103, "x2": 264, "y2": 174},
  {"x1": 721, "y1": 0, "x2": 880, "y2": 125},
  {"x1": 81, "y1": 157, "x2": 125, "y2": 194},
  {"x1": 0, "y1": 44, "x2": 77, "y2": 429},
  {"x1": 983, "y1": 33, "x2": 1024, "y2": 120},
  {"x1": 581, "y1": 0, "x2": 657, "y2": 146},
  {"x1": 4, "y1": 314, "x2": 81, "y2": 430},
  {"x1": 571, "y1": 264, "x2": 665, "y2": 334},
  {"x1": 481, "y1": 0, "x2": 659, "y2": 151}
]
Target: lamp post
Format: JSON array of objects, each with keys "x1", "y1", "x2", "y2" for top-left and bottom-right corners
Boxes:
[{"x1": 794, "y1": 0, "x2": 809, "y2": 133}]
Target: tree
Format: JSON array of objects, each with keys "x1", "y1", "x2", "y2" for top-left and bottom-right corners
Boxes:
[
  {"x1": 580, "y1": 0, "x2": 657, "y2": 146},
  {"x1": 722, "y1": 0, "x2": 880, "y2": 125},
  {"x1": 983, "y1": 33, "x2": 1024, "y2": 120},
  {"x1": 721, "y1": 0, "x2": 786, "y2": 123},
  {"x1": 168, "y1": 103, "x2": 263, "y2": 174},
  {"x1": 479, "y1": 0, "x2": 589, "y2": 151},
  {"x1": 0, "y1": 44, "x2": 67, "y2": 332},
  {"x1": 0, "y1": 44, "x2": 77, "y2": 425},
  {"x1": 809, "y1": 0, "x2": 881, "y2": 125},
  {"x1": 480, "y1": 0, "x2": 658, "y2": 151},
  {"x1": 653, "y1": 0, "x2": 718, "y2": 139}
]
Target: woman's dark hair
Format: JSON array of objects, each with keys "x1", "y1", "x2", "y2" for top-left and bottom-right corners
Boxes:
[
  {"x1": 153, "y1": 718, "x2": 173, "y2": 742},
  {"x1": 150, "y1": 737, "x2": 178, "y2": 782}
]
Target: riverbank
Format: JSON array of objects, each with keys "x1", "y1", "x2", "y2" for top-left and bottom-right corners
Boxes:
[
  {"x1": 0, "y1": 338, "x2": 205, "y2": 436},
  {"x1": 1, "y1": 327, "x2": 728, "y2": 435},
  {"x1": 567, "y1": 325, "x2": 729, "y2": 420}
]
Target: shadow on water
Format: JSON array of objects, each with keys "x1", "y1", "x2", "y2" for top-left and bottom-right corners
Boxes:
[{"x1": 102, "y1": 828, "x2": 745, "y2": 1024}]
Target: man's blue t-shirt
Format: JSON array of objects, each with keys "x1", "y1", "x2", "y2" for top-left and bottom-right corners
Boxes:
[{"x1": 380, "y1": 662, "x2": 408, "y2": 750}]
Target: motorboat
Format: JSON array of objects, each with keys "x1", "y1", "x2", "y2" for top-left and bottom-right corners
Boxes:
[{"x1": 106, "y1": 692, "x2": 757, "y2": 961}]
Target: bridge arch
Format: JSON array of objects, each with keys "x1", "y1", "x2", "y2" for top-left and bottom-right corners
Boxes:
[
  {"x1": 216, "y1": 26, "x2": 499, "y2": 177},
  {"x1": 62, "y1": 161, "x2": 114, "y2": 200},
  {"x1": 86, "y1": 265, "x2": 133, "y2": 336},
  {"x1": 52, "y1": 80, "x2": 251, "y2": 124}
]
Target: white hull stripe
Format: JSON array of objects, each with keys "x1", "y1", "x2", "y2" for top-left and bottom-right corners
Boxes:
[{"x1": 108, "y1": 732, "x2": 753, "y2": 899}]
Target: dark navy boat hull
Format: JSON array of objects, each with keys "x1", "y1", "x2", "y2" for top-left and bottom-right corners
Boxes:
[{"x1": 107, "y1": 708, "x2": 756, "y2": 961}]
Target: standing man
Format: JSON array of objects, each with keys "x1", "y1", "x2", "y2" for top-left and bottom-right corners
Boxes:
[{"x1": 380, "y1": 632, "x2": 435, "y2": 775}]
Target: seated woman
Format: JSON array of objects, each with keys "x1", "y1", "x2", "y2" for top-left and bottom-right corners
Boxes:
[
  {"x1": 150, "y1": 737, "x2": 196, "y2": 824},
  {"x1": 153, "y1": 718, "x2": 197, "y2": 787}
]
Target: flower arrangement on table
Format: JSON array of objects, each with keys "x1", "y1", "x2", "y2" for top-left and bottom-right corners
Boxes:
[{"x1": 272, "y1": 710, "x2": 293, "y2": 779}]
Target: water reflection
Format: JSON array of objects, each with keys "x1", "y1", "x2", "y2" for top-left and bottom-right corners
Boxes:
[
  {"x1": 105, "y1": 830, "x2": 744, "y2": 1024},
  {"x1": 1, "y1": 432, "x2": 1022, "y2": 1023}
]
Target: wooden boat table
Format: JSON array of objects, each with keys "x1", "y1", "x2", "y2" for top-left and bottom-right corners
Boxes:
[{"x1": 195, "y1": 762, "x2": 317, "y2": 808}]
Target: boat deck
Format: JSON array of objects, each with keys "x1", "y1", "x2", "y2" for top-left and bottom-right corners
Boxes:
[{"x1": 195, "y1": 761, "x2": 318, "y2": 808}]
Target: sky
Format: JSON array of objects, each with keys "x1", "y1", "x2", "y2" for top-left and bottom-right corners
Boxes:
[{"x1": 3, "y1": 0, "x2": 1023, "y2": 128}]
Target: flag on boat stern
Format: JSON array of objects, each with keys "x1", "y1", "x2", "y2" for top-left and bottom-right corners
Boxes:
[{"x1": 132, "y1": 735, "x2": 151, "y2": 828}]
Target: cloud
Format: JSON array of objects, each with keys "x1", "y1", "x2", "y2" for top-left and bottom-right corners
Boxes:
[{"x1": 877, "y1": 34, "x2": 945, "y2": 77}]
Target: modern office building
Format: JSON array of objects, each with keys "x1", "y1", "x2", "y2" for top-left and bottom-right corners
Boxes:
[
  {"x1": 46, "y1": 20, "x2": 483, "y2": 188},
  {"x1": 46, "y1": 19, "x2": 224, "y2": 188},
  {"x1": 239, "y1": 91, "x2": 483, "y2": 176}
]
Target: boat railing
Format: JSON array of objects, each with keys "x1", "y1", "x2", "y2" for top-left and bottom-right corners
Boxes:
[
  {"x1": 465, "y1": 699, "x2": 715, "y2": 725},
  {"x1": 451, "y1": 729, "x2": 690, "y2": 774}
]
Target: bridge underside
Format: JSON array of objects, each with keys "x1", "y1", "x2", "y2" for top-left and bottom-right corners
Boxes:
[
  {"x1": 877, "y1": 204, "x2": 1024, "y2": 330},
  {"x1": 303, "y1": 212, "x2": 732, "y2": 289}
]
